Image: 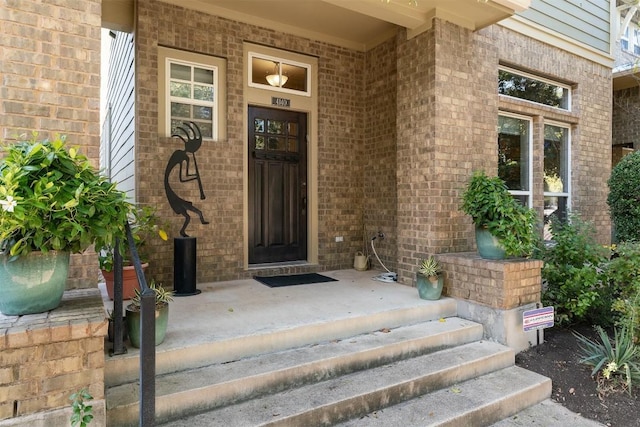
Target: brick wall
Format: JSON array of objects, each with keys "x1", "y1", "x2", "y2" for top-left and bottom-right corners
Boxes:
[
  {"x1": 613, "y1": 86, "x2": 640, "y2": 150},
  {"x1": 438, "y1": 253, "x2": 543, "y2": 310},
  {"x1": 0, "y1": 0, "x2": 102, "y2": 289},
  {"x1": 135, "y1": 0, "x2": 367, "y2": 284},
  {"x1": 0, "y1": 289, "x2": 106, "y2": 424}
]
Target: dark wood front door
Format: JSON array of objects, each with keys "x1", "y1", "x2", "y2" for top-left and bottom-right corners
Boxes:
[{"x1": 248, "y1": 106, "x2": 307, "y2": 264}]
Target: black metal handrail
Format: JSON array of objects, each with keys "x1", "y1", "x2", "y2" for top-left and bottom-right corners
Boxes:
[{"x1": 110, "y1": 222, "x2": 156, "y2": 426}]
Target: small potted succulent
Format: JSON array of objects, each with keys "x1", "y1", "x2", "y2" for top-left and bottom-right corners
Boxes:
[
  {"x1": 461, "y1": 170, "x2": 537, "y2": 259},
  {"x1": 125, "y1": 281, "x2": 174, "y2": 348},
  {"x1": 0, "y1": 134, "x2": 132, "y2": 315},
  {"x1": 416, "y1": 256, "x2": 444, "y2": 300}
]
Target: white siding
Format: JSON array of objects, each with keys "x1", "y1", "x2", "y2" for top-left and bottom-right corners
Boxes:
[{"x1": 101, "y1": 31, "x2": 136, "y2": 201}]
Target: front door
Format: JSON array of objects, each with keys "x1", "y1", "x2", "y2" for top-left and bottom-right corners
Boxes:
[{"x1": 248, "y1": 106, "x2": 307, "y2": 264}]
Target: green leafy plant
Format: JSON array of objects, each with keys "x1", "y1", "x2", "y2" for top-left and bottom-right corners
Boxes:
[
  {"x1": 608, "y1": 150, "x2": 640, "y2": 242},
  {"x1": 418, "y1": 256, "x2": 441, "y2": 279},
  {"x1": 538, "y1": 216, "x2": 611, "y2": 325},
  {"x1": 98, "y1": 205, "x2": 168, "y2": 272},
  {"x1": 608, "y1": 242, "x2": 640, "y2": 342},
  {"x1": 461, "y1": 170, "x2": 537, "y2": 257},
  {"x1": 574, "y1": 326, "x2": 640, "y2": 396},
  {"x1": 70, "y1": 389, "x2": 93, "y2": 427},
  {"x1": 0, "y1": 134, "x2": 132, "y2": 258},
  {"x1": 128, "y1": 280, "x2": 174, "y2": 312}
]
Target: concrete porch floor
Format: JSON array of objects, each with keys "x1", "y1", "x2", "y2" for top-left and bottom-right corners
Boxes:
[{"x1": 100, "y1": 269, "x2": 433, "y2": 355}]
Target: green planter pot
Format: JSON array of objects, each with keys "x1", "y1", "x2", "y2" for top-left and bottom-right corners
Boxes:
[
  {"x1": 475, "y1": 226, "x2": 506, "y2": 260},
  {"x1": 126, "y1": 303, "x2": 169, "y2": 348},
  {"x1": 0, "y1": 251, "x2": 70, "y2": 316},
  {"x1": 416, "y1": 274, "x2": 444, "y2": 300}
]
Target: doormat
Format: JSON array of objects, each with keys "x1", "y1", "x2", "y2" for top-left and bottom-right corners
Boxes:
[{"x1": 254, "y1": 273, "x2": 338, "y2": 288}]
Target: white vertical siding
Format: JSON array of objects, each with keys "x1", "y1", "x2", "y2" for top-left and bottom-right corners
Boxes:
[{"x1": 101, "y1": 31, "x2": 136, "y2": 201}]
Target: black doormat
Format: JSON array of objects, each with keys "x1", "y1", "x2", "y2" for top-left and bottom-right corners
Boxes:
[{"x1": 254, "y1": 273, "x2": 338, "y2": 288}]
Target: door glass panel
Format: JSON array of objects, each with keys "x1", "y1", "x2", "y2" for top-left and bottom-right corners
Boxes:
[
  {"x1": 254, "y1": 118, "x2": 265, "y2": 133},
  {"x1": 268, "y1": 137, "x2": 286, "y2": 151},
  {"x1": 288, "y1": 138, "x2": 298, "y2": 152},
  {"x1": 255, "y1": 136, "x2": 265, "y2": 150},
  {"x1": 268, "y1": 120, "x2": 284, "y2": 134},
  {"x1": 288, "y1": 122, "x2": 298, "y2": 136}
]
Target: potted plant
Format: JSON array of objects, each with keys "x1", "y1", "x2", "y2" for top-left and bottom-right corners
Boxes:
[
  {"x1": 0, "y1": 134, "x2": 132, "y2": 315},
  {"x1": 461, "y1": 170, "x2": 537, "y2": 259},
  {"x1": 416, "y1": 256, "x2": 444, "y2": 300},
  {"x1": 125, "y1": 281, "x2": 173, "y2": 348},
  {"x1": 99, "y1": 205, "x2": 167, "y2": 300}
]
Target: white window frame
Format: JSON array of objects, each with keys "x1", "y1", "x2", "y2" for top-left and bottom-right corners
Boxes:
[
  {"x1": 499, "y1": 66, "x2": 572, "y2": 112},
  {"x1": 165, "y1": 58, "x2": 218, "y2": 140},
  {"x1": 498, "y1": 112, "x2": 533, "y2": 208},
  {"x1": 248, "y1": 52, "x2": 312, "y2": 97},
  {"x1": 543, "y1": 120, "x2": 571, "y2": 238}
]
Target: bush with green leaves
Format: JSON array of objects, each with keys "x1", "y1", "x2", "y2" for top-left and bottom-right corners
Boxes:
[
  {"x1": 608, "y1": 150, "x2": 640, "y2": 242},
  {"x1": 538, "y1": 216, "x2": 611, "y2": 325},
  {"x1": 70, "y1": 389, "x2": 93, "y2": 427},
  {"x1": 608, "y1": 242, "x2": 640, "y2": 342},
  {"x1": 574, "y1": 326, "x2": 640, "y2": 396}
]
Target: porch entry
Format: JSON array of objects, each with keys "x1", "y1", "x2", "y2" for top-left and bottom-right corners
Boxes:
[{"x1": 248, "y1": 106, "x2": 308, "y2": 264}]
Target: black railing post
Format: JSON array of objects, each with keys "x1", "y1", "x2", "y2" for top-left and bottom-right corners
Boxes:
[
  {"x1": 110, "y1": 238, "x2": 127, "y2": 356},
  {"x1": 124, "y1": 223, "x2": 155, "y2": 427}
]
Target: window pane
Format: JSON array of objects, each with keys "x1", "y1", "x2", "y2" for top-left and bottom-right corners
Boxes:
[
  {"x1": 193, "y1": 106, "x2": 212, "y2": 120},
  {"x1": 171, "y1": 102, "x2": 190, "y2": 118},
  {"x1": 499, "y1": 70, "x2": 569, "y2": 110},
  {"x1": 255, "y1": 136, "x2": 265, "y2": 150},
  {"x1": 194, "y1": 85, "x2": 213, "y2": 102},
  {"x1": 195, "y1": 121, "x2": 213, "y2": 139},
  {"x1": 281, "y1": 63, "x2": 307, "y2": 92},
  {"x1": 288, "y1": 138, "x2": 297, "y2": 152},
  {"x1": 288, "y1": 122, "x2": 298, "y2": 136},
  {"x1": 170, "y1": 81, "x2": 191, "y2": 98},
  {"x1": 268, "y1": 120, "x2": 284, "y2": 134},
  {"x1": 544, "y1": 124, "x2": 569, "y2": 193},
  {"x1": 498, "y1": 115, "x2": 530, "y2": 191},
  {"x1": 254, "y1": 118, "x2": 265, "y2": 133},
  {"x1": 268, "y1": 137, "x2": 285, "y2": 151},
  {"x1": 544, "y1": 196, "x2": 568, "y2": 240},
  {"x1": 194, "y1": 67, "x2": 213, "y2": 85},
  {"x1": 170, "y1": 63, "x2": 191, "y2": 80}
]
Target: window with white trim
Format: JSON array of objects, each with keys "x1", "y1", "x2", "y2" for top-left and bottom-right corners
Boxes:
[
  {"x1": 543, "y1": 122, "x2": 571, "y2": 240},
  {"x1": 248, "y1": 52, "x2": 311, "y2": 96},
  {"x1": 499, "y1": 66, "x2": 571, "y2": 111},
  {"x1": 498, "y1": 114, "x2": 532, "y2": 207},
  {"x1": 167, "y1": 59, "x2": 217, "y2": 139},
  {"x1": 158, "y1": 47, "x2": 226, "y2": 141}
]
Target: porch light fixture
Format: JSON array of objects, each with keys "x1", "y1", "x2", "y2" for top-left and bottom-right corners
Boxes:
[{"x1": 266, "y1": 62, "x2": 288, "y2": 87}]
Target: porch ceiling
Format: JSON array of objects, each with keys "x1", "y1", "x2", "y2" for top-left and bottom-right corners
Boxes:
[{"x1": 103, "y1": 0, "x2": 530, "y2": 51}]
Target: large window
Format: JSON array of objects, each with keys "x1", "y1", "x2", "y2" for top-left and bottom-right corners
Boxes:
[
  {"x1": 498, "y1": 114, "x2": 532, "y2": 206},
  {"x1": 158, "y1": 47, "x2": 227, "y2": 141},
  {"x1": 499, "y1": 66, "x2": 571, "y2": 111},
  {"x1": 543, "y1": 123, "x2": 571, "y2": 240}
]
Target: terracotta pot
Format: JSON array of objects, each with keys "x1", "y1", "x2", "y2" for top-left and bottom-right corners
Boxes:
[{"x1": 102, "y1": 263, "x2": 149, "y2": 300}]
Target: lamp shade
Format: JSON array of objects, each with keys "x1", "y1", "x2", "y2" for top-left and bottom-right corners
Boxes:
[{"x1": 266, "y1": 74, "x2": 288, "y2": 87}]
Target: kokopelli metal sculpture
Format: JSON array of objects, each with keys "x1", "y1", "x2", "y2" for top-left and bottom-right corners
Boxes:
[{"x1": 164, "y1": 121, "x2": 210, "y2": 237}]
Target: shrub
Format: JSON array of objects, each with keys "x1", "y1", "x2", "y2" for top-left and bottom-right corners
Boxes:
[
  {"x1": 539, "y1": 216, "x2": 611, "y2": 325},
  {"x1": 608, "y1": 150, "x2": 640, "y2": 242},
  {"x1": 608, "y1": 242, "x2": 640, "y2": 342}
]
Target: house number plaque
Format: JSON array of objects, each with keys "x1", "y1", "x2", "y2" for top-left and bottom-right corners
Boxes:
[{"x1": 271, "y1": 97, "x2": 291, "y2": 107}]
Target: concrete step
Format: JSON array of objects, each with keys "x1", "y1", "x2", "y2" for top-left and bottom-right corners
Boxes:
[
  {"x1": 105, "y1": 296, "x2": 458, "y2": 387},
  {"x1": 108, "y1": 317, "x2": 482, "y2": 426},
  {"x1": 154, "y1": 339, "x2": 516, "y2": 426},
  {"x1": 338, "y1": 366, "x2": 551, "y2": 426}
]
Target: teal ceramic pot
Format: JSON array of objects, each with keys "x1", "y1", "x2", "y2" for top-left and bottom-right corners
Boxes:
[
  {"x1": 0, "y1": 251, "x2": 70, "y2": 316},
  {"x1": 126, "y1": 303, "x2": 169, "y2": 348},
  {"x1": 416, "y1": 274, "x2": 444, "y2": 300},
  {"x1": 475, "y1": 226, "x2": 506, "y2": 260}
]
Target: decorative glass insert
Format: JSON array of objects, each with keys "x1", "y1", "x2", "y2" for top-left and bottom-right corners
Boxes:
[
  {"x1": 168, "y1": 59, "x2": 217, "y2": 139},
  {"x1": 253, "y1": 116, "x2": 299, "y2": 153},
  {"x1": 249, "y1": 52, "x2": 311, "y2": 96},
  {"x1": 499, "y1": 67, "x2": 570, "y2": 111}
]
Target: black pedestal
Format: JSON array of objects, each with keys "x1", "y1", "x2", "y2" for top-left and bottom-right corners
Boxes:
[{"x1": 174, "y1": 236, "x2": 200, "y2": 296}]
